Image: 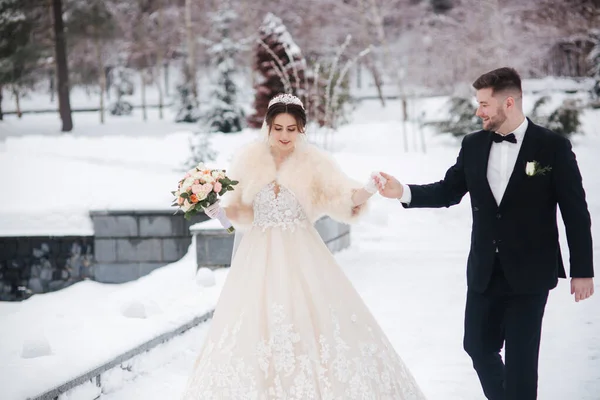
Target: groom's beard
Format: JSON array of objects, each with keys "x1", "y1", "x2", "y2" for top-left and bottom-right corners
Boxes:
[{"x1": 482, "y1": 108, "x2": 507, "y2": 132}]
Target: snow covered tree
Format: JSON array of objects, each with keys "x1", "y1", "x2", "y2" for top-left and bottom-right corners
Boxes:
[
  {"x1": 0, "y1": 0, "x2": 41, "y2": 118},
  {"x1": 67, "y1": 0, "x2": 117, "y2": 124},
  {"x1": 435, "y1": 96, "x2": 481, "y2": 137},
  {"x1": 175, "y1": 81, "x2": 201, "y2": 123},
  {"x1": 531, "y1": 96, "x2": 583, "y2": 136},
  {"x1": 184, "y1": 132, "x2": 217, "y2": 170},
  {"x1": 202, "y1": 2, "x2": 245, "y2": 133},
  {"x1": 248, "y1": 13, "x2": 311, "y2": 128},
  {"x1": 108, "y1": 66, "x2": 134, "y2": 116}
]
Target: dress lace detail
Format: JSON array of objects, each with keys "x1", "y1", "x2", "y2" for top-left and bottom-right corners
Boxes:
[
  {"x1": 183, "y1": 304, "x2": 425, "y2": 400},
  {"x1": 182, "y1": 181, "x2": 426, "y2": 399},
  {"x1": 252, "y1": 182, "x2": 308, "y2": 231}
]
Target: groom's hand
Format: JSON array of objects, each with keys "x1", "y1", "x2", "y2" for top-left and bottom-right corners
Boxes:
[
  {"x1": 376, "y1": 172, "x2": 404, "y2": 199},
  {"x1": 571, "y1": 278, "x2": 594, "y2": 302}
]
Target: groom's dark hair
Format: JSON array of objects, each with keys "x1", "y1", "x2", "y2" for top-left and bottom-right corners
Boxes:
[{"x1": 472, "y1": 67, "x2": 522, "y2": 96}]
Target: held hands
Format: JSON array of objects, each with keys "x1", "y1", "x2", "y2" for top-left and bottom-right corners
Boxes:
[
  {"x1": 375, "y1": 172, "x2": 404, "y2": 199},
  {"x1": 364, "y1": 172, "x2": 387, "y2": 194},
  {"x1": 571, "y1": 278, "x2": 594, "y2": 302},
  {"x1": 351, "y1": 172, "x2": 388, "y2": 212}
]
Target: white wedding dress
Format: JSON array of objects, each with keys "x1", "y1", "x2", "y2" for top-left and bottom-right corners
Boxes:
[{"x1": 182, "y1": 182, "x2": 426, "y2": 399}]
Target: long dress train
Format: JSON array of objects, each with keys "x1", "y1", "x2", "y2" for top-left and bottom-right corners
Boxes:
[{"x1": 182, "y1": 182, "x2": 426, "y2": 399}]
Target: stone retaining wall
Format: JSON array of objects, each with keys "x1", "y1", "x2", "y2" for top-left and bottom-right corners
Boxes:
[
  {"x1": 1, "y1": 211, "x2": 352, "y2": 300},
  {"x1": 191, "y1": 217, "x2": 351, "y2": 269},
  {"x1": 90, "y1": 210, "x2": 208, "y2": 283}
]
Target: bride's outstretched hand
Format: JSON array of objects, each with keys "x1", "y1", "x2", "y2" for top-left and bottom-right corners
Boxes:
[
  {"x1": 364, "y1": 172, "x2": 387, "y2": 194},
  {"x1": 376, "y1": 172, "x2": 404, "y2": 199}
]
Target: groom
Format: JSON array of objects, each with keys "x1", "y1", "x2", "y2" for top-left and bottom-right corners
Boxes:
[{"x1": 378, "y1": 67, "x2": 594, "y2": 399}]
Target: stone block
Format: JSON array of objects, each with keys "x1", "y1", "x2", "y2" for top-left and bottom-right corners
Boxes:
[
  {"x1": 139, "y1": 216, "x2": 174, "y2": 237},
  {"x1": 94, "y1": 263, "x2": 138, "y2": 283},
  {"x1": 325, "y1": 232, "x2": 351, "y2": 253},
  {"x1": 93, "y1": 215, "x2": 138, "y2": 238},
  {"x1": 93, "y1": 262, "x2": 164, "y2": 283},
  {"x1": 196, "y1": 234, "x2": 235, "y2": 268},
  {"x1": 138, "y1": 262, "x2": 166, "y2": 277},
  {"x1": 0, "y1": 239, "x2": 18, "y2": 259},
  {"x1": 162, "y1": 238, "x2": 192, "y2": 262},
  {"x1": 94, "y1": 239, "x2": 117, "y2": 263},
  {"x1": 314, "y1": 217, "x2": 349, "y2": 243},
  {"x1": 116, "y1": 238, "x2": 162, "y2": 262}
]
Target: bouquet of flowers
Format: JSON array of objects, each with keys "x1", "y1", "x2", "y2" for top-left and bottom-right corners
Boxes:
[{"x1": 172, "y1": 163, "x2": 238, "y2": 231}]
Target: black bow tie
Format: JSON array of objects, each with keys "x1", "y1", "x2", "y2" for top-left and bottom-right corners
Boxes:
[{"x1": 492, "y1": 132, "x2": 517, "y2": 144}]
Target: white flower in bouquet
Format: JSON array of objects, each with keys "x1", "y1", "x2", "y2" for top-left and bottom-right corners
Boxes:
[
  {"x1": 212, "y1": 170, "x2": 226, "y2": 180},
  {"x1": 201, "y1": 173, "x2": 216, "y2": 184},
  {"x1": 181, "y1": 177, "x2": 196, "y2": 190}
]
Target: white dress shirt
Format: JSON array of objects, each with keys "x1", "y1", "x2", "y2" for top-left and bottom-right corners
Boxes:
[{"x1": 399, "y1": 118, "x2": 529, "y2": 206}]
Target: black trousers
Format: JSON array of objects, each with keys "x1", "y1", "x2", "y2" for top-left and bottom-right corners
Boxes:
[{"x1": 463, "y1": 256, "x2": 549, "y2": 400}]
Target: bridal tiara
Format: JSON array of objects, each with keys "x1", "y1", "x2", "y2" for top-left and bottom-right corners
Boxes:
[{"x1": 268, "y1": 93, "x2": 304, "y2": 110}]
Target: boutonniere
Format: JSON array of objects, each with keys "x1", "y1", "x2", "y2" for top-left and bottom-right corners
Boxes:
[{"x1": 525, "y1": 161, "x2": 552, "y2": 177}]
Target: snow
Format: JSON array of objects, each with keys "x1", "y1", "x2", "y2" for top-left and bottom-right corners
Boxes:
[
  {"x1": 21, "y1": 334, "x2": 52, "y2": 359},
  {"x1": 0, "y1": 242, "x2": 227, "y2": 400},
  {"x1": 195, "y1": 267, "x2": 216, "y2": 288},
  {"x1": 1, "y1": 87, "x2": 599, "y2": 399}
]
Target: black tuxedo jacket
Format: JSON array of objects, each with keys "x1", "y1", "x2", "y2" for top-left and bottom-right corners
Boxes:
[{"x1": 405, "y1": 119, "x2": 594, "y2": 293}]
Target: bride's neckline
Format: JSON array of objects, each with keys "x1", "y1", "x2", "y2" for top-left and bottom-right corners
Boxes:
[{"x1": 270, "y1": 148, "x2": 295, "y2": 170}]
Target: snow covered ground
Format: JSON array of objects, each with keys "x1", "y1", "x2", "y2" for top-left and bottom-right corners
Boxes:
[{"x1": 0, "y1": 91, "x2": 599, "y2": 399}]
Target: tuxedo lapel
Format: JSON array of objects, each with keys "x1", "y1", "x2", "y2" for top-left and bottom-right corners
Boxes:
[
  {"x1": 499, "y1": 122, "x2": 541, "y2": 210},
  {"x1": 478, "y1": 131, "x2": 497, "y2": 207}
]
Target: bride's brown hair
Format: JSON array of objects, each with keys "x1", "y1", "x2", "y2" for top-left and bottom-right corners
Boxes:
[{"x1": 265, "y1": 102, "x2": 307, "y2": 133}]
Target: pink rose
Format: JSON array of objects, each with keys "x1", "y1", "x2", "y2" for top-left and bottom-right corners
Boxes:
[
  {"x1": 194, "y1": 180, "x2": 200, "y2": 185},
  {"x1": 213, "y1": 181, "x2": 222, "y2": 193},
  {"x1": 202, "y1": 183, "x2": 213, "y2": 193},
  {"x1": 191, "y1": 184, "x2": 203, "y2": 194}
]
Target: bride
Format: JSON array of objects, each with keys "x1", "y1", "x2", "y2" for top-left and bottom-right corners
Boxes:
[{"x1": 181, "y1": 94, "x2": 426, "y2": 399}]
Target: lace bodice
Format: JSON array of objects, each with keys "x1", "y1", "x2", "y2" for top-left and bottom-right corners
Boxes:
[{"x1": 252, "y1": 182, "x2": 308, "y2": 231}]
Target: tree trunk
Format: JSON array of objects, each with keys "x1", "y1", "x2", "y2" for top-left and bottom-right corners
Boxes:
[
  {"x1": 156, "y1": 3, "x2": 164, "y2": 119},
  {"x1": 13, "y1": 87, "x2": 22, "y2": 119},
  {"x1": 358, "y1": 0, "x2": 385, "y2": 107},
  {"x1": 49, "y1": 70, "x2": 55, "y2": 103},
  {"x1": 156, "y1": 68, "x2": 164, "y2": 120},
  {"x1": 368, "y1": 61, "x2": 386, "y2": 107},
  {"x1": 164, "y1": 61, "x2": 169, "y2": 97},
  {"x1": 48, "y1": 0, "x2": 56, "y2": 104},
  {"x1": 141, "y1": 71, "x2": 147, "y2": 121},
  {"x1": 94, "y1": 31, "x2": 106, "y2": 124},
  {"x1": 52, "y1": 0, "x2": 73, "y2": 132},
  {"x1": 185, "y1": 0, "x2": 197, "y2": 100},
  {"x1": 401, "y1": 98, "x2": 408, "y2": 152},
  {"x1": 0, "y1": 85, "x2": 3, "y2": 121}
]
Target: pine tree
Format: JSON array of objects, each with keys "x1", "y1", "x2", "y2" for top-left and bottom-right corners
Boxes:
[
  {"x1": 108, "y1": 66, "x2": 134, "y2": 116},
  {"x1": 247, "y1": 13, "x2": 311, "y2": 128},
  {"x1": 436, "y1": 96, "x2": 481, "y2": 137},
  {"x1": 0, "y1": 0, "x2": 41, "y2": 118},
  {"x1": 589, "y1": 30, "x2": 600, "y2": 80},
  {"x1": 202, "y1": 3, "x2": 245, "y2": 133},
  {"x1": 175, "y1": 81, "x2": 201, "y2": 123}
]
